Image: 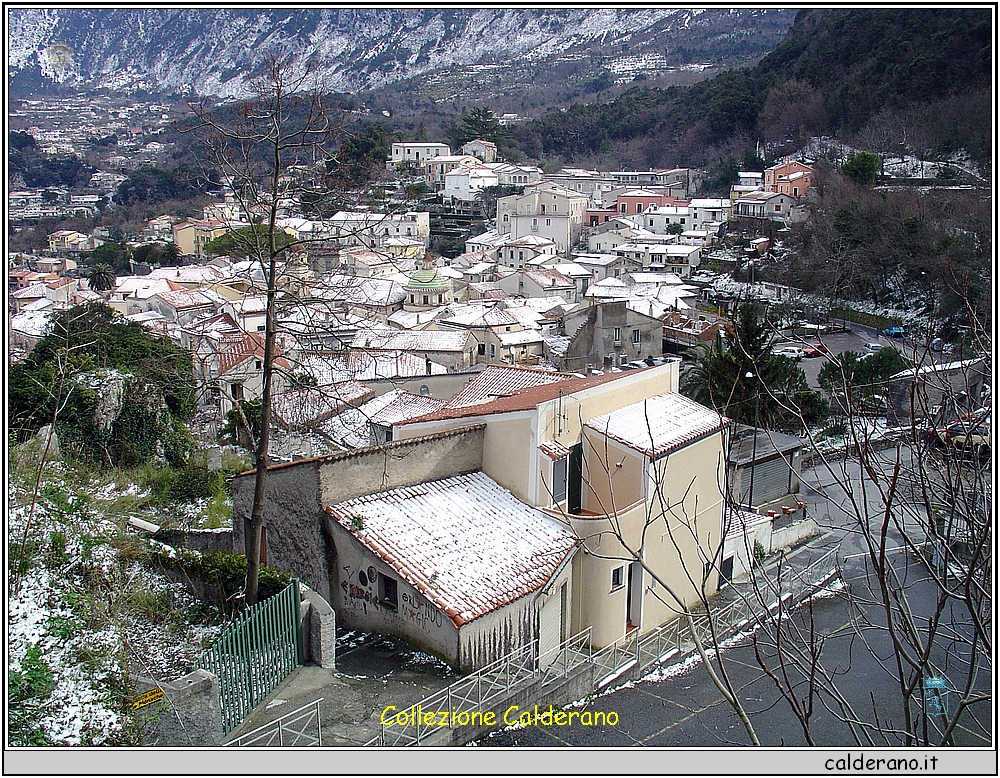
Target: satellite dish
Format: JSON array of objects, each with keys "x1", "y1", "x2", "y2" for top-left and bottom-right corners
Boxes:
[{"x1": 419, "y1": 385, "x2": 430, "y2": 396}]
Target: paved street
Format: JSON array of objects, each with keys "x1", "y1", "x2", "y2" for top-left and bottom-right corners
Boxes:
[{"x1": 484, "y1": 449, "x2": 992, "y2": 748}]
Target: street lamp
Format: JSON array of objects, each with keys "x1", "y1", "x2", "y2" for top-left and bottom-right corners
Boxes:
[{"x1": 745, "y1": 371, "x2": 760, "y2": 511}]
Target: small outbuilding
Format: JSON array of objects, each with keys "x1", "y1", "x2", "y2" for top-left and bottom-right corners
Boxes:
[{"x1": 326, "y1": 470, "x2": 577, "y2": 671}]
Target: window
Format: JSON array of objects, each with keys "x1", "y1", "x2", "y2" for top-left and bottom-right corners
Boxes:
[
  {"x1": 255, "y1": 359, "x2": 262, "y2": 370},
  {"x1": 422, "y1": 295, "x2": 429, "y2": 305},
  {"x1": 231, "y1": 382, "x2": 244, "y2": 400},
  {"x1": 378, "y1": 573, "x2": 398, "y2": 610},
  {"x1": 552, "y1": 456, "x2": 568, "y2": 503},
  {"x1": 632, "y1": 329, "x2": 640, "y2": 344},
  {"x1": 490, "y1": 344, "x2": 496, "y2": 358},
  {"x1": 680, "y1": 218, "x2": 685, "y2": 224},
  {"x1": 478, "y1": 343, "x2": 486, "y2": 356},
  {"x1": 257, "y1": 325, "x2": 265, "y2": 331},
  {"x1": 611, "y1": 566, "x2": 624, "y2": 591},
  {"x1": 552, "y1": 204, "x2": 557, "y2": 213},
  {"x1": 775, "y1": 205, "x2": 781, "y2": 212},
  {"x1": 613, "y1": 327, "x2": 621, "y2": 343},
  {"x1": 518, "y1": 251, "x2": 524, "y2": 261},
  {"x1": 540, "y1": 204, "x2": 545, "y2": 214},
  {"x1": 503, "y1": 214, "x2": 509, "y2": 223},
  {"x1": 545, "y1": 219, "x2": 551, "y2": 226}
]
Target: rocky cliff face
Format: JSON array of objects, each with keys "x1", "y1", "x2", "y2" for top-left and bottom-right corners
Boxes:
[{"x1": 8, "y1": 8, "x2": 794, "y2": 98}]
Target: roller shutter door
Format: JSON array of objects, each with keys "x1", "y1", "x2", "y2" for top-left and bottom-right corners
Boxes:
[{"x1": 742, "y1": 456, "x2": 790, "y2": 505}]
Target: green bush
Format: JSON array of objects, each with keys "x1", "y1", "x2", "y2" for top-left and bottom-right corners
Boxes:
[
  {"x1": 167, "y1": 459, "x2": 221, "y2": 503},
  {"x1": 8, "y1": 645, "x2": 56, "y2": 746},
  {"x1": 154, "y1": 549, "x2": 292, "y2": 605}
]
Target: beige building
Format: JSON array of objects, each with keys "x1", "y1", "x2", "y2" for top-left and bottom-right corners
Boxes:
[
  {"x1": 497, "y1": 183, "x2": 591, "y2": 255},
  {"x1": 396, "y1": 366, "x2": 728, "y2": 649},
  {"x1": 171, "y1": 219, "x2": 234, "y2": 258}
]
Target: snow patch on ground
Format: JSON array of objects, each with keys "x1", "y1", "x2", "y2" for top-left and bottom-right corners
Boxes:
[{"x1": 8, "y1": 464, "x2": 224, "y2": 745}]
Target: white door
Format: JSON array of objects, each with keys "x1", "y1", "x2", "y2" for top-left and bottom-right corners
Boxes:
[{"x1": 538, "y1": 589, "x2": 563, "y2": 667}]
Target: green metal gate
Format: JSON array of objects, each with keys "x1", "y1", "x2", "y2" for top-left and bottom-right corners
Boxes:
[{"x1": 197, "y1": 581, "x2": 302, "y2": 734}]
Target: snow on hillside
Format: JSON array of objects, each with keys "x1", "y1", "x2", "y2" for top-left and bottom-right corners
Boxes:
[{"x1": 7, "y1": 449, "x2": 223, "y2": 746}]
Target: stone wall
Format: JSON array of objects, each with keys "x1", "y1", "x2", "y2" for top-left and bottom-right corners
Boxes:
[
  {"x1": 136, "y1": 670, "x2": 223, "y2": 747},
  {"x1": 231, "y1": 426, "x2": 485, "y2": 602},
  {"x1": 154, "y1": 527, "x2": 233, "y2": 554}
]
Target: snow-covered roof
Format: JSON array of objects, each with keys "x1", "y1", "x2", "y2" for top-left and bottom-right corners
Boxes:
[
  {"x1": 10, "y1": 308, "x2": 52, "y2": 337},
  {"x1": 585, "y1": 393, "x2": 725, "y2": 459},
  {"x1": 496, "y1": 329, "x2": 544, "y2": 347},
  {"x1": 147, "y1": 265, "x2": 226, "y2": 284},
  {"x1": 351, "y1": 329, "x2": 472, "y2": 352},
  {"x1": 311, "y1": 275, "x2": 407, "y2": 306},
  {"x1": 327, "y1": 471, "x2": 577, "y2": 627},
  {"x1": 360, "y1": 388, "x2": 447, "y2": 427},
  {"x1": 445, "y1": 364, "x2": 570, "y2": 409},
  {"x1": 890, "y1": 358, "x2": 985, "y2": 379},
  {"x1": 299, "y1": 351, "x2": 448, "y2": 384},
  {"x1": 271, "y1": 382, "x2": 374, "y2": 429}
]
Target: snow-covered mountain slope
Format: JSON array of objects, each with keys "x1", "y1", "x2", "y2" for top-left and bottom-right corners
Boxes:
[{"x1": 8, "y1": 8, "x2": 793, "y2": 98}]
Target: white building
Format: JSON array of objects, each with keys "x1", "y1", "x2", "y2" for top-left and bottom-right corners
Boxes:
[
  {"x1": 444, "y1": 164, "x2": 499, "y2": 202},
  {"x1": 387, "y1": 142, "x2": 451, "y2": 169}
]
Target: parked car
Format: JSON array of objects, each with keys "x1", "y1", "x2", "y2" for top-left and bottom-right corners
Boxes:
[
  {"x1": 884, "y1": 326, "x2": 906, "y2": 338},
  {"x1": 927, "y1": 412, "x2": 991, "y2": 461},
  {"x1": 801, "y1": 343, "x2": 828, "y2": 358},
  {"x1": 621, "y1": 360, "x2": 648, "y2": 371},
  {"x1": 864, "y1": 342, "x2": 884, "y2": 354},
  {"x1": 773, "y1": 346, "x2": 805, "y2": 361}
]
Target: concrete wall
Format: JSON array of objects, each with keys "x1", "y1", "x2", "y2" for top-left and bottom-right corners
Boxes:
[
  {"x1": 582, "y1": 434, "x2": 644, "y2": 515},
  {"x1": 771, "y1": 516, "x2": 817, "y2": 551},
  {"x1": 154, "y1": 528, "x2": 233, "y2": 554},
  {"x1": 232, "y1": 426, "x2": 486, "y2": 601},
  {"x1": 136, "y1": 669, "x2": 223, "y2": 747},
  {"x1": 481, "y1": 414, "x2": 535, "y2": 503},
  {"x1": 458, "y1": 561, "x2": 573, "y2": 671},
  {"x1": 326, "y1": 515, "x2": 461, "y2": 665},
  {"x1": 299, "y1": 584, "x2": 336, "y2": 669},
  {"x1": 317, "y1": 426, "x2": 484, "y2": 507}
]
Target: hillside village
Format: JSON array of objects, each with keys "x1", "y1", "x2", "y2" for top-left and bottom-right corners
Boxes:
[{"x1": 7, "y1": 8, "x2": 991, "y2": 753}]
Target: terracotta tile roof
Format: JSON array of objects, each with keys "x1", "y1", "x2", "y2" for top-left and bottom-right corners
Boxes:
[
  {"x1": 271, "y1": 381, "x2": 374, "y2": 428},
  {"x1": 327, "y1": 471, "x2": 578, "y2": 627},
  {"x1": 361, "y1": 388, "x2": 447, "y2": 427},
  {"x1": 217, "y1": 331, "x2": 291, "y2": 375},
  {"x1": 585, "y1": 392, "x2": 726, "y2": 459},
  {"x1": 444, "y1": 364, "x2": 574, "y2": 410},
  {"x1": 407, "y1": 370, "x2": 637, "y2": 424}
]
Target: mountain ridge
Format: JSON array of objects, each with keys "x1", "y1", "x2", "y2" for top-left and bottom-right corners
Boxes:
[{"x1": 7, "y1": 8, "x2": 794, "y2": 99}]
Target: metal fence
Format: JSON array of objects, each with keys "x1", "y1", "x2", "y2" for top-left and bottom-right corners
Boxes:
[
  {"x1": 198, "y1": 580, "x2": 302, "y2": 735},
  {"x1": 366, "y1": 548, "x2": 841, "y2": 747},
  {"x1": 375, "y1": 633, "x2": 546, "y2": 747},
  {"x1": 227, "y1": 699, "x2": 323, "y2": 747}
]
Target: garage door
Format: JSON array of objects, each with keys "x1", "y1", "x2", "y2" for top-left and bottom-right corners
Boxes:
[
  {"x1": 538, "y1": 586, "x2": 563, "y2": 667},
  {"x1": 742, "y1": 456, "x2": 790, "y2": 505}
]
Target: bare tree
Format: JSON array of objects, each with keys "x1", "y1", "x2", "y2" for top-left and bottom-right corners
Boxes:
[{"x1": 183, "y1": 56, "x2": 341, "y2": 605}]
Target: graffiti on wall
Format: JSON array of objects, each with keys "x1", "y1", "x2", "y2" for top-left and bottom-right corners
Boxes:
[{"x1": 401, "y1": 591, "x2": 444, "y2": 629}]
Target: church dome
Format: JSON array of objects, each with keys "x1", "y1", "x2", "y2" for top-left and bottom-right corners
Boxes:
[{"x1": 406, "y1": 268, "x2": 448, "y2": 290}]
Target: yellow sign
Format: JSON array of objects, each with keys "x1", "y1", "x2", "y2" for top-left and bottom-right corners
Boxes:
[{"x1": 133, "y1": 687, "x2": 165, "y2": 710}]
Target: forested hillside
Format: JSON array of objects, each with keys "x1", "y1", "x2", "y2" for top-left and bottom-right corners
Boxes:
[{"x1": 512, "y1": 8, "x2": 991, "y2": 173}]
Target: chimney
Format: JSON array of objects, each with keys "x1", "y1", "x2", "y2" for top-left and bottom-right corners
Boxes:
[
  {"x1": 425, "y1": 357, "x2": 432, "y2": 376},
  {"x1": 603, "y1": 355, "x2": 612, "y2": 374}
]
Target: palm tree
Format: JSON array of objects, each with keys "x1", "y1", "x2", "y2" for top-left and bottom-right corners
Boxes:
[
  {"x1": 88, "y1": 263, "x2": 116, "y2": 292},
  {"x1": 160, "y1": 241, "x2": 182, "y2": 266}
]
